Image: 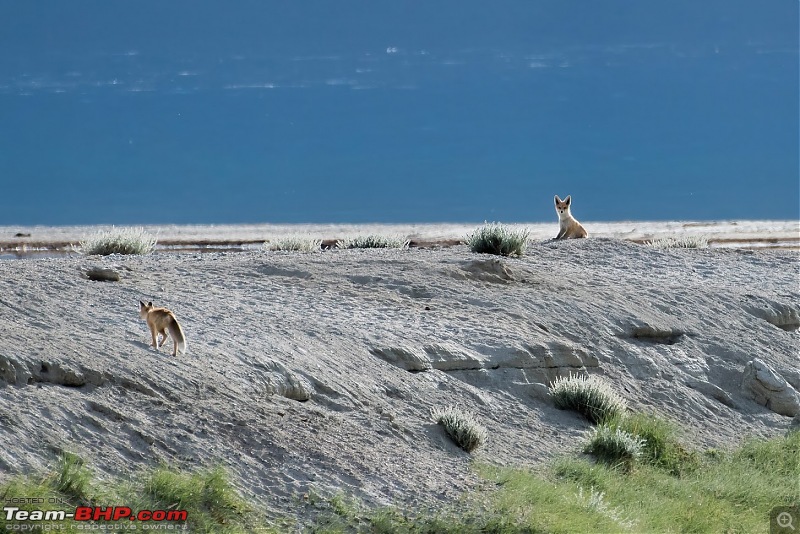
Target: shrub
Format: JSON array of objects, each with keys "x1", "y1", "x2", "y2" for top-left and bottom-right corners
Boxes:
[
  {"x1": 336, "y1": 235, "x2": 410, "y2": 249},
  {"x1": 78, "y1": 227, "x2": 157, "y2": 255},
  {"x1": 647, "y1": 236, "x2": 709, "y2": 249},
  {"x1": 466, "y1": 223, "x2": 529, "y2": 256},
  {"x1": 549, "y1": 373, "x2": 627, "y2": 424},
  {"x1": 610, "y1": 413, "x2": 700, "y2": 475},
  {"x1": 264, "y1": 236, "x2": 322, "y2": 252},
  {"x1": 431, "y1": 406, "x2": 488, "y2": 453},
  {"x1": 584, "y1": 424, "x2": 645, "y2": 467}
]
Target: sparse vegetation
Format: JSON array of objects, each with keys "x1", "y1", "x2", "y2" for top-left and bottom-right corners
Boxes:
[
  {"x1": 264, "y1": 236, "x2": 322, "y2": 252},
  {"x1": 336, "y1": 235, "x2": 410, "y2": 249},
  {"x1": 607, "y1": 412, "x2": 701, "y2": 475},
  {"x1": 584, "y1": 424, "x2": 645, "y2": 467},
  {"x1": 549, "y1": 373, "x2": 627, "y2": 424},
  {"x1": 78, "y1": 226, "x2": 157, "y2": 255},
  {"x1": 310, "y1": 432, "x2": 799, "y2": 532},
  {"x1": 0, "y1": 455, "x2": 259, "y2": 533},
  {"x1": 431, "y1": 405, "x2": 488, "y2": 453},
  {"x1": 3, "y1": 432, "x2": 798, "y2": 533},
  {"x1": 647, "y1": 235, "x2": 709, "y2": 249},
  {"x1": 466, "y1": 222, "x2": 529, "y2": 256}
]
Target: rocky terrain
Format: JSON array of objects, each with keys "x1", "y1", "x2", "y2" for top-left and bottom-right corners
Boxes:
[{"x1": 0, "y1": 238, "x2": 798, "y2": 521}]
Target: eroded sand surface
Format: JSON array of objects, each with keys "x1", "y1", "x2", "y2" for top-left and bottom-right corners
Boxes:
[{"x1": 0, "y1": 239, "x2": 798, "y2": 521}]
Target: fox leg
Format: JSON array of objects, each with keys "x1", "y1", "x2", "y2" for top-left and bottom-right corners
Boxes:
[
  {"x1": 555, "y1": 228, "x2": 566, "y2": 239},
  {"x1": 150, "y1": 328, "x2": 160, "y2": 350},
  {"x1": 158, "y1": 329, "x2": 169, "y2": 347}
]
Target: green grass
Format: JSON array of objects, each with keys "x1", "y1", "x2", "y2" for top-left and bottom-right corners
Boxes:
[
  {"x1": 607, "y1": 412, "x2": 701, "y2": 475},
  {"x1": 482, "y1": 430, "x2": 800, "y2": 533},
  {"x1": 336, "y1": 235, "x2": 410, "y2": 249},
  {"x1": 431, "y1": 406, "x2": 489, "y2": 453},
  {"x1": 466, "y1": 222, "x2": 529, "y2": 257},
  {"x1": 299, "y1": 426, "x2": 799, "y2": 533},
  {"x1": 78, "y1": 226, "x2": 157, "y2": 255},
  {"x1": 549, "y1": 373, "x2": 628, "y2": 424},
  {"x1": 3, "y1": 432, "x2": 798, "y2": 533},
  {"x1": 53, "y1": 452, "x2": 93, "y2": 504},
  {"x1": 0, "y1": 455, "x2": 261, "y2": 533},
  {"x1": 647, "y1": 235, "x2": 709, "y2": 249}
]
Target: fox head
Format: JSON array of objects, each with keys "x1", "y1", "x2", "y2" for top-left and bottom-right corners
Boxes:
[
  {"x1": 139, "y1": 300, "x2": 154, "y2": 319},
  {"x1": 554, "y1": 195, "x2": 573, "y2": 218}
]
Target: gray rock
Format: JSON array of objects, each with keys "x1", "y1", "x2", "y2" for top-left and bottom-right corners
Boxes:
[
  {"x1": 741, "y1": 359, "x2": 800, "y2": 417},
  {"x1": 85, "y1": 267, "x2": 121, "y2": 282},
  {"x1": 249, "y1": 359, "x2": 314, "y2": 402}
]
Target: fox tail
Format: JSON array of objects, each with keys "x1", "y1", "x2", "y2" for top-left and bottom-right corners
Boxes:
[{"x1": 168, "y1": 318, "x2": 187, "y2": 354}]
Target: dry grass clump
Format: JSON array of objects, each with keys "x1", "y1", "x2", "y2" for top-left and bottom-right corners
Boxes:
[
  {"x1": 264, "y1": 236, "x2": 322, "y2": 252},
  {"x1": 466, "y1": 223, "x2": 529, "y2": 257},
  {"x1": 549, "y1": 373, "x2": 627, "y2": 424},
  {"x1": 78, "y1": 227, "x2": 157, "y2": 255},
  {"x1": 431, "y1": 406, "x2": 488, "y2": 453},
  {"x1": 336, "y1": 235, "x2": 409, "y2": 249},
  {"x1": 647, "y1": 235, "x2": 709, "y2": 249},
  {"x1": 584, "y1": 424, "x2": 646, "y2": 467}
]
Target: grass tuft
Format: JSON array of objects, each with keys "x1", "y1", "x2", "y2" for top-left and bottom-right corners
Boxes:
[
  {"x1": 144, "y1": 465, "x2": 250, "y2": 531},
  {"x1": 336, "y1": 235, "x2": 410, "y2": 249},
  {"x1": 431, "y1": 406, "x2": 488, "y2": 453},
  {"x1": 584, "y1": 424, "x2": 645, "y2": 468},
  {"x1": 609, "y1": 413, "x2": 700, "y2": 475},
  {"x1": 52, "y1": 452, "x2": 92, "y2": 504},
  {"x1": 647, "y1": 235, "x2": 709, "y2": 249},
  {"x1": 466, "y1": 222, "x2": 529, "y2": 256},
  {"x1": 78, "y1": 226, "x2": 157, "y2": 255},
  {"x1": 264, "y1": 236, "x2": 322, "y2": 252},
  {"x1": 549, "y1": 373, "x2": 627, "y2": 424}
]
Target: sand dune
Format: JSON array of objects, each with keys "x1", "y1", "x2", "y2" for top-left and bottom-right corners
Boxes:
[{"x1": 0, "y1": 237, "x2": 798, "y2": 521}]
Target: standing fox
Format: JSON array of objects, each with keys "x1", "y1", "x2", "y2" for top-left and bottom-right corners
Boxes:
[
  {"x1": 554, "y1": 195, "x2": 588, "y2": 239},
  {"x1": 138, "y1": 301, "x2": 187, "y2": 356}
]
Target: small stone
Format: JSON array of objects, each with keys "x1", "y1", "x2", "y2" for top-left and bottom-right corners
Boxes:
[{"x1": 85, "y1": 267, "x2": 121, "y2": 282}]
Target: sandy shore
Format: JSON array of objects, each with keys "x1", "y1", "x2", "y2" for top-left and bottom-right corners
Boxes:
[
  {"x1": 0, "y1": 237, "x2": 798, "y2": 522},
  {"x1": 1, "y1": 220, "x2": 798, "y2": 253}
]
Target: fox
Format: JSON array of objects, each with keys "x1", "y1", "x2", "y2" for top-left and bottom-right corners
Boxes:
[
  {"x1": 554, "y1": 194, "x2": 588, "y2": 239},
  {"x1": 138, "y1": 301, "x2": 187, "y2": 356}
]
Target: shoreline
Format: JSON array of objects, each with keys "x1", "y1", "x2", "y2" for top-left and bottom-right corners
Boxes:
[{"x1": 1, "y1": 220, "x2": 798, "y2": 254}]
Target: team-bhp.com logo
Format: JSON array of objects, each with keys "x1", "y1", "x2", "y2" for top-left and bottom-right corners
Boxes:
[{"x1": 4, "y1": 505, "x2": 188, "y2": 529}]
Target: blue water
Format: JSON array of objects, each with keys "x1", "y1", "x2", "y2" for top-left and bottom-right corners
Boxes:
[{"x1": 1, "y1": 1, "x2": 797, "y2": 225}]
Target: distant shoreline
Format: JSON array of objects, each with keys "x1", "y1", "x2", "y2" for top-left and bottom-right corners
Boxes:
[{"x1": 1, "y1": 220, "x2": 798, "y2": 256}]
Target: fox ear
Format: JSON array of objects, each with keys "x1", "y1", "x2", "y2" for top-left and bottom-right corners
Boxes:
[
  {"x1": 147, "y1": 301, "x2": 153, "y2": 307},
  {"x1": 139, "y1": 300, "x2": 145, "y2": 307},
  {"x1": 565, "y1": 195, "x2": 571, "y2": 205},
  {"x1": 554, "y1": 195, "x2": 562, "y2": 204}
]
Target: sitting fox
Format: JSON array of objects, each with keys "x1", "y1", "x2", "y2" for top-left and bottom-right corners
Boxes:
[
  {"x1": 554, "y1": 195, "x2": 588, "y2": 239},
  {"x1": 138, "y1": 301, "x2": 187, "y2": 356}
]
